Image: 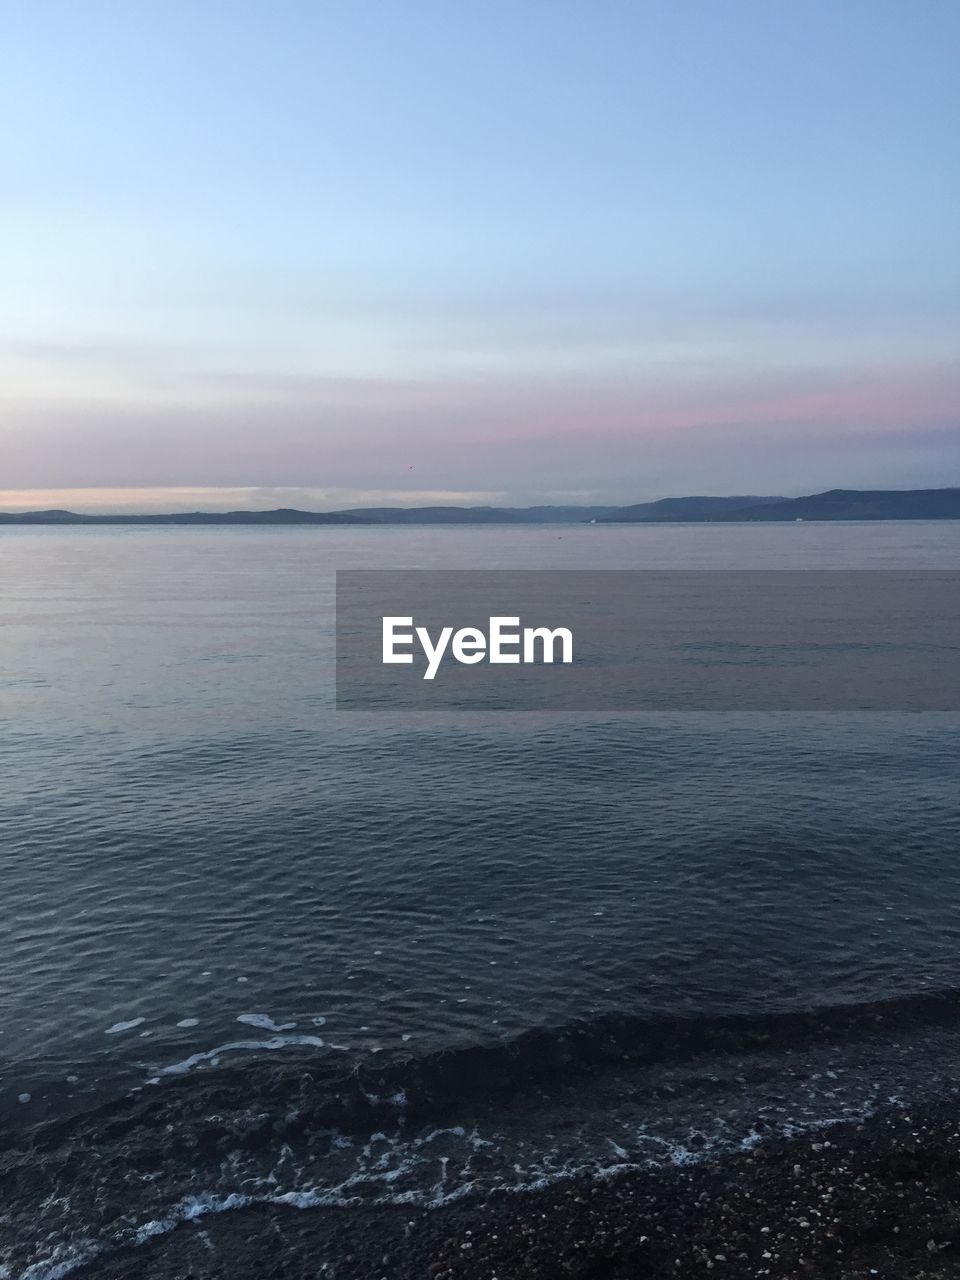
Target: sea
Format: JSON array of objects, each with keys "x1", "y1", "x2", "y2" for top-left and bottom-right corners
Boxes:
[{"x1": 2, "y1": 521, "x2": 960, "y2": 1279}]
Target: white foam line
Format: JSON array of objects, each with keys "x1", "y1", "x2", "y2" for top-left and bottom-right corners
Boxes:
[
  {"x1": 157, "y1": 1035, "x2": 325, "y2": 1076},
  {"x1": 18, "y1": 1241, "x2": 101, "y2": 1280},
  {"x1": 130, "y1": 1166, "x2": 419, "y2": 1247},
  {"x1": 134, "y1": 1192, "x2": 253, "y2": 1244},
  {"x1": 236, "y1": 1014, "x2": 297, "y2": 1033},
  {"x1": 104, "y1": 1018, "x2": 144, "y2": 1036}
]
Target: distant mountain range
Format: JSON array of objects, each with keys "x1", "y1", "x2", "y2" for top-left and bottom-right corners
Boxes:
[
  {"x1": 710, "y1": 488, "x2": 960, "y2": 522},
  {"x1": 598, "y1": 495, "x2": 785, "y2": 521},
  {"x1": 600, "y1": 489, "x2": 960, "y2": 522},
  {"x1": 2, "y1": 488, "x2": 960, "y2": 525},
  {"x1": 332, "y1": 505, "x2": 621, "y2": 523},
  {"x1": 0, "y1": 507, "x2": 366, "y2": 526}
]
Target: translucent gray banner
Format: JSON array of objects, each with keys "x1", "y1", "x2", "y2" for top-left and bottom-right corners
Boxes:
[{"x1": 335, "y1": 570, "x2": 960, "y2": 711}]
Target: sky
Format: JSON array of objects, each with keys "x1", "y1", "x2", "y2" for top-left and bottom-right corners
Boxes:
[{"x1": 2, "y1": 0, "x2": 958, "y2": 511}]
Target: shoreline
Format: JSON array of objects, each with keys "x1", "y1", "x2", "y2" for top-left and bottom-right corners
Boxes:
[{"x1": 72, "y1": 1100, "x2": 960, "y2": 1280}]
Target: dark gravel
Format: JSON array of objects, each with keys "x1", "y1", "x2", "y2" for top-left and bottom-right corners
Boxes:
[{"x1": 76, "y1": 1102, "x2": 960, "y2": 1280}]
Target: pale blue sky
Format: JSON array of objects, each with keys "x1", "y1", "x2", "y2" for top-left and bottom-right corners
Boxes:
[{"x1": 2, "y1": 0, "x2": 958, "y2": 509}]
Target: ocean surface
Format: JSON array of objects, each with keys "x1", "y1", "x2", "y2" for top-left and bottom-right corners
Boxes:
[{"x1": 2, "y1": 521, "x2": 960, "y2": 1279}]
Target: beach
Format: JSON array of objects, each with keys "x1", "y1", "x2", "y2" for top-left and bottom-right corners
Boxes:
[{"x1": 59, "y1": 1101, "x2": 960, "y2": 1279}]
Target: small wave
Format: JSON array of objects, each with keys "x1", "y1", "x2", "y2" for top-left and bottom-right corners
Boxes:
[
  {"x1": 15, "y1": 986, "x2": 960, "y2": 1165},
  {"x1": 159, "y1": 984, "x2": 957, "y2": 1134}
]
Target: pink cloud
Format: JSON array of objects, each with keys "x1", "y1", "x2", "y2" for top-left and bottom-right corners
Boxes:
[{"x1": 1, "y1": 360, "x2": 956, "y2": 497}]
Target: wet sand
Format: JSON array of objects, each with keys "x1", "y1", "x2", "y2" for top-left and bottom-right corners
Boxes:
[{"x1": 73, "y1": 1100, "x2": 960, "y2": 1279}]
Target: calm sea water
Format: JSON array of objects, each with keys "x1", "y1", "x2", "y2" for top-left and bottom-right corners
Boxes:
[{"x1": 2, "y1": 522, "x2": 960, "y2": 1277}]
